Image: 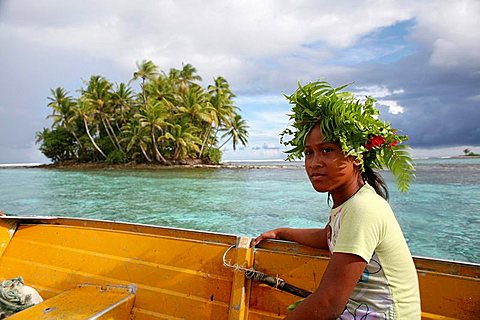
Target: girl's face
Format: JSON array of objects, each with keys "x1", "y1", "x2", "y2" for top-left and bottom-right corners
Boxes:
[{"x1": 304, "y1": 124, "x2": 362, "y2": 199}]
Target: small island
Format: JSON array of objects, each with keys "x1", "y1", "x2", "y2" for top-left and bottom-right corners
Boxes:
[
  {"x1": 36, "y1": 61, "x2": 249, "y2": 167},
  {"x1": 460, "y1": 148, "x2": 480, "y2": 158}
]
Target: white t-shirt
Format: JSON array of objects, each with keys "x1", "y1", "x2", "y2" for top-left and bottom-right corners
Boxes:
[{"x1": 327, "y1": 184, "x2": 421, "y2": 319}]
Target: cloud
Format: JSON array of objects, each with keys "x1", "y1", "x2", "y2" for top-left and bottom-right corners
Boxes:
[
  {"x1": 467, "y1": 95, "x2": 480, "y2": 102},
  {"x1": 0, "y1": 0, "x2": 421, "y2": 88},
  {"x1": 412, "y1": 0, "x2": 480, "y2": 68},
  {"x1": 1, "y1": 0, "x2": 479, "y2": 162},
  {"x1": 376, "y1": 100, "x2": 405, "y2": 115},
  {"x1": 354, "y1": 85, "x2": 405, "y2": 98}
]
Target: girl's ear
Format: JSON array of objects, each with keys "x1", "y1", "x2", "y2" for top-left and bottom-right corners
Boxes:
[{"x1": 353, "y1": 157, "x2": 362, "y2": 167}]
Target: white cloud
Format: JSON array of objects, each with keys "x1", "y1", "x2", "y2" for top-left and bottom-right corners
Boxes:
[
  {"x1": 377, "y1": 100, "x2": 405, "y2": 115},
  {"x1": 354, "y1": 85, "x2": 405, "y2": 98},
  {"x1": 0, "y1": 0, "x2": 420, "y2": 88},
  {"x1": 353, "y1": 86, "x2": 405, "y2": 114},
  {"x1": 466, "y1": 94, "x2": 480, "y2": 102},
  {"x1": 412, "y1": 0, "x2": 480, "y2": 68}
]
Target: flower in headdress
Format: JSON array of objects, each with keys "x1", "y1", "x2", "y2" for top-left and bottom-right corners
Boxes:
[{"x1": 365, "y1": 136, "x2": 385, "y2": 150}]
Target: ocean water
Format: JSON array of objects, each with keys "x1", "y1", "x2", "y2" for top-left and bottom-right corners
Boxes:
[{"x1": 0, "y1": 158, "x2": 479, "y2": 263}]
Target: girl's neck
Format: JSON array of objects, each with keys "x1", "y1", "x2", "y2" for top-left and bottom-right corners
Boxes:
[{"x1": 331, "y1": 176, "x2": 365, "y2": 208}]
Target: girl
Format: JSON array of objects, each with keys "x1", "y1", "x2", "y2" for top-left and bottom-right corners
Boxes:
[{"x1": 254, "y1": 81, "x2": 421, "y2": 319}]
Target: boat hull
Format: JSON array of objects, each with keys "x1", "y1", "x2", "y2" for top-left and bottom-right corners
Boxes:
[{"x1": 0, "y1": 217, "x2": 478, "y2": 319}]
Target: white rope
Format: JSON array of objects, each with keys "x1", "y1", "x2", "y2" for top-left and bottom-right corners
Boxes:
[
  {"x1": 222, "y1": 244, "x2": 311, "y2": 298},
  {"x1": 222, "y1": 244, "x2": 283, "y2": 285},
  {"x1": 222, "y1": 244, "x2": 252, "y2": 273}
]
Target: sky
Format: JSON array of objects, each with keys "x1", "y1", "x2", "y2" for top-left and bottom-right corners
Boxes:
[{"x1": 0, "y1": 0, "x2": 479, "y2": 163}]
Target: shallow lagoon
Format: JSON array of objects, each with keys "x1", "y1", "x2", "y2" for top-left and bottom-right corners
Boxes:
[{"x1": 0, "y1": 158, "x2": 479, "y2": 263}]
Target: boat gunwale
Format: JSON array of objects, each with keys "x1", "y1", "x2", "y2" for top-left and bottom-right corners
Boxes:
[
  {"x1": 0, "y1": 216, "x2": 238, "y2": 245},
  {"x1": 1, "y1": 216, "x2": 479, "y2": 272}
]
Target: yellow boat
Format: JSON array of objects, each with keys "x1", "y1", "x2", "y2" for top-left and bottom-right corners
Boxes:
[{"x1": 0, "y1": 216, "x2": 478, "y2": 319}]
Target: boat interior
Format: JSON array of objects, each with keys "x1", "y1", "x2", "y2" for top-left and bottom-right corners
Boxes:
[{"x1": 0, "y1": 217, "x2": 478, "y2": 319}]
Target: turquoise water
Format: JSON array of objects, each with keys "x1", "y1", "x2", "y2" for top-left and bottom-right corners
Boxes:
[{"x1": 0, "y1": 158, "x2": 479, "y2": 263}]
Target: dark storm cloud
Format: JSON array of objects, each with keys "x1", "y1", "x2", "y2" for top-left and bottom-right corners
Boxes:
[{"x1": 350, "y1": 50, "x2": 480, "y2": 148}]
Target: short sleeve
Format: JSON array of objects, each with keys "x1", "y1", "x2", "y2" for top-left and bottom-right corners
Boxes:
[{"x1": 333, "y1": 200, "x2": 387, "y2": 263}]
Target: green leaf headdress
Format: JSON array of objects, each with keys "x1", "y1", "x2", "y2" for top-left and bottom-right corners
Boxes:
[{"x1": 280, "y1": 80, "x2": 415, "y2": 192}]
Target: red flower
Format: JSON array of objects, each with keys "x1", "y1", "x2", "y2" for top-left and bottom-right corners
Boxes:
[
  {"x1": 365, "y1": 136, "x2": 385, "y2": 150},
  {"x1": 391, "y1": 140, "x2": 398, "y2": 147}
]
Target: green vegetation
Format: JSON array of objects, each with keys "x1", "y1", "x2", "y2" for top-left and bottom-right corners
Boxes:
[
  {"x1": 463, "y1": 148, "x2": 480, "y2": 156},
  {"x1": 36, "y1": 61, "x2": 248, "y2": 165}
]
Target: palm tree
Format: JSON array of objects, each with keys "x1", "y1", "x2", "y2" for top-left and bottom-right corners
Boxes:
[
  {"x1": 47, "y1": 87, "x2": 75, "y2": 128},
  {"x1": 72, "y1": 97, "x2": 107, "y2": 158},
  {"x1": 135, "y1": 100, "x2": 171, "y2": 163},
  {"x1": 219, "y1": 114, "x2": 249, "y2": 151},
  {"x1": 81, "y1": 75, "x2": 122, "y2": 151},
  {"x1": 200, "y1": 77, "x2": 236, "y2": 156},
  {"x1": 178, "y1": 85, "x2": 211, "y2": 123},
  {"x1": 120, "y1": 120, "x2": 152, "y2": 162},
  {"x1": 163, "y1": 122, "x2": 202, "y2": 160},
  {"x1": 111, "y1": 82, "x2": 134, "y2": 132},
  {"x1": 178, "y1": 63, "x2": 202, "y2": 94},
  {"x1": 145, "y1": 73, "x2": 177, "y2": 104},
  {"x1": 38, "y1": 61, "x2": 249, "y2": 164},
  {"x1": 35, "y1": 128, "x2": 49, "y2": 145},
  {"x1": 132, "y1": 60, "x2": 158, "y2": 106},
  {"x1": 47, "y1": 87, "x2": 82, "y2": 151}
]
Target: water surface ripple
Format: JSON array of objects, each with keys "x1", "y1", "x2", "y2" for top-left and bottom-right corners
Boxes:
[{"x1": 0, "y1": 158, "x2": 479, "y2": 263}]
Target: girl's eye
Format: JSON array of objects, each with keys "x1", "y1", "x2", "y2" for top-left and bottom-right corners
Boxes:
[
  {"x1": 304, "y1": 150, "x2": 313, "y2": 156},
  {"x1": 322, "y1": 147, "x2": 333, "y2": 153}
]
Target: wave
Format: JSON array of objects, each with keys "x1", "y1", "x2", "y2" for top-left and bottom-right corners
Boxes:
[{"x1": 0, "y1": 163, "x2": 44, "y2": 167}]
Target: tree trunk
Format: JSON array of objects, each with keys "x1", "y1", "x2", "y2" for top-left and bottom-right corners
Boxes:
[
  {"x1": 173, "y1": 145, "x2": 180, "y2": 160},
  {"x1": 199, "y1": 124, "x2": 212, "y2": 158},
  {"x1": 218, "y1": 135, "x2": 232, "y2": 150},
  {"x1": 83, "y1": 117, "x2": 107, "y2": 158},
  {"x1": 209, "y1": 127, "x2": 220, "y2": 149},
  {"x1": 100, "y1": 116, "x2": 118, "y2": 150},
  {"x1": 151, "y1": 129, "x2": 167, "y2": 163},
  {"x1": 140, "y1": 143, "x2": 152, "y2": 162},
  {"x1": 106, "y1": 118, "x2": 123, "y2": 151},
  {"x1": 70, "y1": 130, "x2": 82, "y2": 159}
]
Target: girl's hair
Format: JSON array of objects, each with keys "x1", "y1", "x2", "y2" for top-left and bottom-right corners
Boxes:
[
  {"x1": 326, "y1": 163, "x2": 389, "y2": 207},
  {"x1": 362, "y1": 165, "x2": 389, "y2": 200}
]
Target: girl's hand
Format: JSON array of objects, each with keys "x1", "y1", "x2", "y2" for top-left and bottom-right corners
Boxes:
[
  {"x1": 254, "y1": 228, "x2": 284, "y2": 246},
  {"x1": 254, "y1": 228, "x2": 328, "y2": 249}
]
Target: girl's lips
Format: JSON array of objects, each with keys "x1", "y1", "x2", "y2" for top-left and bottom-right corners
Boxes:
[{"x1": 310, "y1": 173, "x2": 327, "y2": 180}]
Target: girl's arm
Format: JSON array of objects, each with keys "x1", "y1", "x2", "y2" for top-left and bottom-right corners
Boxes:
[
  {"x1": 254, "y1": 227, "x2": 328, "y2": 249},
  {"x1": 285, "y1": 252, "x2": 367, "y2": 320}
]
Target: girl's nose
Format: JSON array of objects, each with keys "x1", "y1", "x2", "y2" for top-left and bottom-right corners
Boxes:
[
  {"x1": 309, "y1": 153, "x2": 325, "y2": 169},
  {"x1": 313, "y1": 153, "x2": 325, "y2": 166}
]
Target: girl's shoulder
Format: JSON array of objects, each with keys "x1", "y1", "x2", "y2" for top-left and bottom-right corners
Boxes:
[
  {"x1": 349, "y1": 183, "x2": 389, "y2": 205},
  {"x1": 341, "y1": 184, "x2": 393, "y2": 218}
]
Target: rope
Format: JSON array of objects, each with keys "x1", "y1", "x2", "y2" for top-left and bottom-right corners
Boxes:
[
  {"x1": 222, "y1": 244, "x2": 305, "y2": 293},
  {"x1": 223, "y1": 244, "x2": 281, "y2": 283}
]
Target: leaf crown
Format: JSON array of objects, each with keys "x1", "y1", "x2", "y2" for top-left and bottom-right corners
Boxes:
[{"x1": 280, "y1": 80, "x2": 415, "y2": 192}]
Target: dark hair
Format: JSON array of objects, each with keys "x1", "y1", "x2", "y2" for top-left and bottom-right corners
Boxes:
[
  {"x1": 326, "y1": 164, "x2": 389, "y2": 207},
  {"x1": 362, "y1": 165, "x2": 389, "y2": 200}
]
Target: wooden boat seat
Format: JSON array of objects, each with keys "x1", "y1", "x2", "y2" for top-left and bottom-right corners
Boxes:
[{"x1": 7, "y1": 283, "x2": 136, "y2": 319}]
